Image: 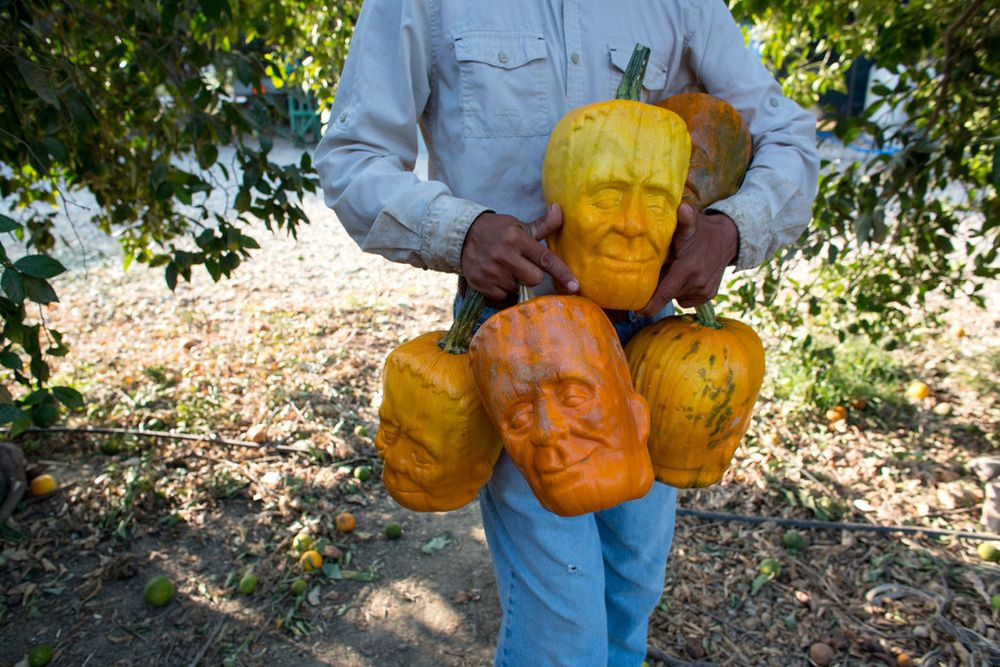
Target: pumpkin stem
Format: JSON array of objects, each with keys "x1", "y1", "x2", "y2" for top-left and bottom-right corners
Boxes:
[
  {"x1": 694, "y1": 301, "x2": 723, "y2": 329},
  {"x1": 615, "y1": 44, "x2": 651, "y2": 101},
  {"x1": 439, "y1": 289, "x2": 486, "y2": 354}
]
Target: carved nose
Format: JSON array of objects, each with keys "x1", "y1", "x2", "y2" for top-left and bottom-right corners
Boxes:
[
  {"x1": 613, "y1": 194, "x2": 646, "y2": 238},
  {"x1": 529, "y1": 395, "x2": 570, "y2": 446}
]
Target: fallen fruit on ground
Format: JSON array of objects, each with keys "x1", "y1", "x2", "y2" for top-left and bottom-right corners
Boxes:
[
  {"x1": 383, "y1": 522, "x2": 402, "y2": 540},
  {"x1": 905, "y1": 380, "x2": 930, "y2": 401},
  {"x1": 808, "y1": 641, "x2": 834, "y2": 666},
  {"x1": 291, "y1": 532, "x2": 313, "y2": 553},
  {"x1": 991, "y1": 593, "x2": 1000, "y2": 611},
  {"x1": 143, "y1": 575, "x2": 176, "y2": 608},
  {"x1": 759, "y1": 558, "x2": 781, "y2": 577},
  {"x1": 335, "y1": 511, "x2": 356, "y2": 533},
  {"x1": 29, "y1": 474, "x2": 57, "y2": 496},
  {"x1": 98, "y1": 438, "x2": 122, "y2": 455},
  {"x1": 782, "y1": 530, "x2": 807, "y2": 553},
  {"x1": 290, "y1": 578, "x2": 308, "y2": 596},
  {"x1": 976, "y1": 542, "x2": 1000, "y2": 562},
  {"x1": 299, "y1": 549, "x2": 323, "y2": 572},
  {"x1": 27, "y1": 644, "x2": 53, "y2": 667},
  {"x1": 238, "y1": 573, "x2": 258, "y2": 595},
  {"x1": 825, "y1": 405, "x2": 848, "y2": 423},
  {"x1": 353, "y1": 465, "x2": 372, "y2": 481}
]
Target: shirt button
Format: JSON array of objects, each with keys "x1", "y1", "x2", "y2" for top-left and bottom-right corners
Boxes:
[
  {"x1": 498, "y1": 51, "x2": 509, "y2": 64},
  {"x1": 339, "y1": 113, "x2": 348, "y2": 122},
  {"x1": 769, "y1": 97, "x2": 780, "y2": 108},
  {"x1": 570, "y1": 52, "x2": 580, "y2": 64}
]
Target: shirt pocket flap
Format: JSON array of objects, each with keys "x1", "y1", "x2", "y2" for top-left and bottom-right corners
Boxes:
[
  {"x1": 608, "y1": 42, "x2": 668, "y2": 90},
  {"x1": 454, "y1": 31, "x2": 547, "y2": 70}
]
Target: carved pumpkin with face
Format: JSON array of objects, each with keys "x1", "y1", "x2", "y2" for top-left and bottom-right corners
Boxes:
[
  {"x1": 375, "y1": 294, "x2": 502, "y2": 512},
  {"x1": 468, "y1": 295, "x2": 653, "y2": 516},
  {"x1": 543, "y1": 101, "x2": 690, "y2": 311}
]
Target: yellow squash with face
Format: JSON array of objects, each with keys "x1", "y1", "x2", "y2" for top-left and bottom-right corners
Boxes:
[
  {"x1": 542, "y1": 46, "x2": 691, "y2": 311},
  {"x1": 374, "y1": 293, "x2": 502, "y2": 512}
]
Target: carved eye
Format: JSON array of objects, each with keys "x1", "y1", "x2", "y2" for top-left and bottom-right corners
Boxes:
[
  {"x1": 644, "y1": 194, "x2": 668, "y2": 215},
  {"x1": 505, "y1": 403, "x2": 534, "y2": 432},
  {"x1": 559, "y1": 381, "x2": 593, "y2": 408},
  {"x1": 378, "y1": 421, "x2": 400, "y2": 445},
  {"x1": 590, "y1": 186, "x2": 623, "y2": 210}
]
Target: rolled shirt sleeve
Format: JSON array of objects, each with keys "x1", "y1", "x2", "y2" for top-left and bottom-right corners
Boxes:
[
  {"x1": 685, "y1": 0, "x2": 820, "y2": 270},
  {"x1": 314, "y1": 0, "x2": 488, "y2": 273}
]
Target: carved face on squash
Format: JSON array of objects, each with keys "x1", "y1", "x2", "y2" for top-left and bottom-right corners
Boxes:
[
  {"x1": 468, "y1": 296, "x2": 653, "y2": 516},
  {"x1": 375, "y1": 331, "x2": 501, "y2": 512},
  {"x1": 543, "y1": 101, "x2": 690, "y2": 311}
]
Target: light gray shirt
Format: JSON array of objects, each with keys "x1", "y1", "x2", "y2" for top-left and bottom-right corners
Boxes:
[{"x1": 315, "y1": 0, "x2": 819, "y2": 277}]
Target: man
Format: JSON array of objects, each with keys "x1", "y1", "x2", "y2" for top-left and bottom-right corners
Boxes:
[{"x1": 316, "y1": 1, "x2": 818, "y2": 664}]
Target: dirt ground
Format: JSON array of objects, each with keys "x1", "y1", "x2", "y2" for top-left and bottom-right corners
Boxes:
[{"x1": 1, "y1": 163, "x2": 999, "y2": 665}]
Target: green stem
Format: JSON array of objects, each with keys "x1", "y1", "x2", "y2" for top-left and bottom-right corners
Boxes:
[
  {"x1": 614, "y1": 44, "x2": 651, "y2": 101},
  {"x1": 438, "y1": 289, "x2": 486, "y2": 354},
  {"x1": 694, "y1": 301, "x2": 722, "y2": 329}
]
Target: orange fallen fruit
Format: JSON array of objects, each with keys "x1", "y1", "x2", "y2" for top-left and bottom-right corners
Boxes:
[
  {"x1": 299, "y1": 549, "x2": 323, "y2": 573},
  {"x1": 335, "y1": 511, "x2": 356, "y2": 534},
  {"x1": 905, "y1": 380, "x2": 930, "y2": 401},
  {"x1": 29, "y1": 474, "x2": 57, "y2": 496}
]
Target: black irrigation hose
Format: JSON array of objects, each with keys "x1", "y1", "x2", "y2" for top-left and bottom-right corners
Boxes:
[
  {"x1": 24, "y1": 426, "x2": 314, "y2": 455},
  {"x1": 23, "y1": 426, "x2": 1000, "y2": 542},
  {"x1": 677, "y1": 508, "x2": 1000, "y2": 542}
]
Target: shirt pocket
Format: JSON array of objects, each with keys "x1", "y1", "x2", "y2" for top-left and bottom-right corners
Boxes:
[
  {"x1": 607, "y1": 42, "x2": 670, "y2": 101},
  {"x1": 453, "y1": 30, "x2": 548, "y2": 138}
]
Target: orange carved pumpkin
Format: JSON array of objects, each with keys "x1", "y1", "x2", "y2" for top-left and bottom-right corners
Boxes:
[
  {"x1": 375, "y1": 293, "x2": 502, "y2": 511},
  {"x1": 468, "y1": 295, "x2": 653, "y2": 516}
]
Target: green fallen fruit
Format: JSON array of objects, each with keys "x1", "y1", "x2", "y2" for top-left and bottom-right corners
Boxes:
[
  {"x1": 292, "y1": 532, "x2": 313, "y2": 553},
  {"x1": 28, "y1": 644, "x2": 53, "y2": 667},
  {"x1": 238, "y1": 573, "x2": 258, "y2": 595},
  {"x1": 782, "y1": 530, "x2": 806, "y2": 553},
  {"x1": 758, "y1": 558, "x2": 781, "y2": 578},
  {"x1": 290, "y1": 578, "x2": 308, "y2": 596},
  {"x1": 383, "y1": 522, "x2": 403, "y2": 540},
  {"x1": 143, "y1": 575, "x2": 176, "y2": 608},
  {"x1": 353, "y1": 465, "x2": 373, "y2": 482},
  {"x1": 977, "y1": 542, "x2": 1000, "y2": 563}
]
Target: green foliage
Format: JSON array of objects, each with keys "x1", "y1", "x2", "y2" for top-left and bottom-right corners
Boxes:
[
  {"x1": 0, "y1": 0, "x2": 359, "y2": 426},
  {"x1": 725, "y1": 0, "x2": 999, "y2": 349},
  {"x1": 765, "y1": 329, "x2": 904, "y2": 411}
]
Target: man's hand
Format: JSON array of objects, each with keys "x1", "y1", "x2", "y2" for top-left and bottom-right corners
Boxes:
[
  {"x1": 638, "y1": 203, "x2": 739, "y2": 316},
  {"x1": 461, "y1": 204, "x2": 579, "y2": 301}
]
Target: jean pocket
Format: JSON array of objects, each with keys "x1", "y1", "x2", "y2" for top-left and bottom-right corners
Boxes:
[
  {"x1": 454, "y1": 30, "x2": 548, "y2": 138},
  {"x1": 607, "y1": 41, "x2": 670, "y2": 101}
]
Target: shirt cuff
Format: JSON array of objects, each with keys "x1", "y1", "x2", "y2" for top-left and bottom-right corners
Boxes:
[
  {"x1": 421, "y1": 195, "x2": 491, "y2": 274},
  {"x1": 705, "y1": 192, "x2": 770, "y2": 271}
]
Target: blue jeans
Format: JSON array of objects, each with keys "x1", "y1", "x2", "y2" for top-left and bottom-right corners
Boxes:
[{"x1": 460, "y1": 297, "x2": 677, "y2": 666}]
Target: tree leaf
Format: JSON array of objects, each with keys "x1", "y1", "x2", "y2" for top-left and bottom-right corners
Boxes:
[
  {"x1": 13, "y1": 255, "x2": 66, "y2": 279},
  {"x1": 0, "y1": 405, "x2": 28, "y2": 424},
  {"x1": 420, "y1": 532, "x2": 452, "y2": 555},
  {"x1": 16, "y1": 57, "x2": 59, "y2": 106},
  {"x1": 0, "y1": 215, "x2": 20, "y2": 233},
  {"x1": 1, "y1": 269, "x2": 24, "y2": 302},
  {"x1": 52, "y1": 386, "x2": 84, "y2": 409},
  {"x1": 22, "y1": 277, "x2": 58, "y2": 304}
]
